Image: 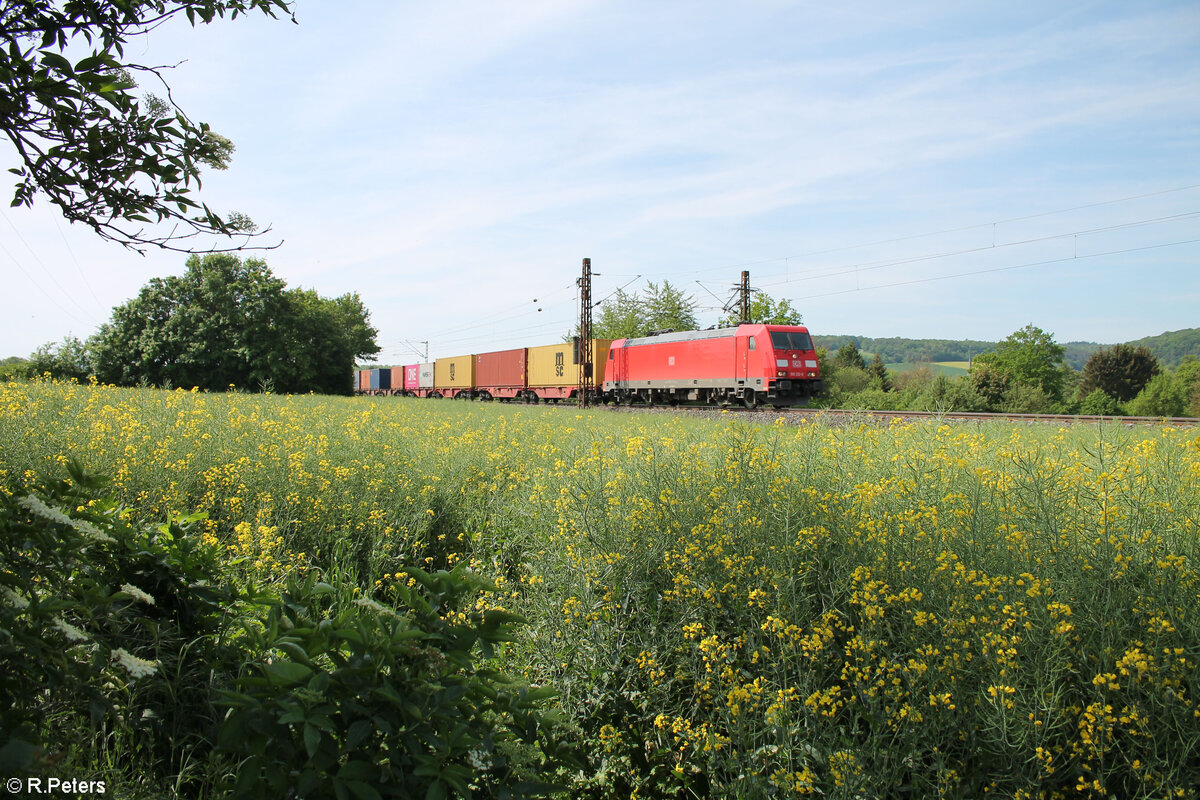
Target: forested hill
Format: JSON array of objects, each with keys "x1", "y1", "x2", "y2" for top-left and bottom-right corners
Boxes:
[{"x1": 813, "y1": 327, "x2": 1199, "y2": 370}]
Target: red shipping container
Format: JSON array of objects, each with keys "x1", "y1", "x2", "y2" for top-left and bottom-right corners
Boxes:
[
  {"x1": 358, "y1": 370, "x2": 369, "y2": 391},
  {"x1": 474, "y1": 348, "x2": 527, "y2": 400}
]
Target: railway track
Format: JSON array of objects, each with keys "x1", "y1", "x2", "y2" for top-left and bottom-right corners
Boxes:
[{"x1": 601, "y1": 403, "x2": 1200, "y2": 427}]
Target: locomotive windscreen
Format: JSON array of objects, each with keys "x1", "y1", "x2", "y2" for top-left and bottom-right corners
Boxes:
[{"x1": 769, "y1": 331, "x2": 814, "y2": 351}]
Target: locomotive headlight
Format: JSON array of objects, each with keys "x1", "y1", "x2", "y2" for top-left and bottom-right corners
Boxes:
[
  {"x1": 805, "y1": 359, "x2": 818, "y2": 368},
  {"x1": 777, "y1": 370, "x2": 786, "y2": 377},
  {"x1": 776, "y1": 359, "x2": 789, "y2": 367}
]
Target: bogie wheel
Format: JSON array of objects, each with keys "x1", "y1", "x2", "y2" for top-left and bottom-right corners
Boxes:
[{"x1": 743, "y1": 390, "x2": 758, "y2": 409}]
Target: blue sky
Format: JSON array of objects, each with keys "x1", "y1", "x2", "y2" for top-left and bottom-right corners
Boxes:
[{"x1": 3, "y1": 0, "x2": 1198, "y2": 364}]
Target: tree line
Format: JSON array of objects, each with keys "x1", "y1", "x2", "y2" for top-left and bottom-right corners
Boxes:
[
  {"x1": 821, "y1": 325, "x2": 1200, "y2": 418},
  {"x1": 16, "y1": 254, "x2": 379, "y2": 395},
  {"x1": 814, "y1": 328, "x2": 1200, "y2": 371}
]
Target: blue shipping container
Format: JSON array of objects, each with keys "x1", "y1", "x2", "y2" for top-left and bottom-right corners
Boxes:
[{"x1": 369, "y1": 368, "x2": 392, "y2": 391}]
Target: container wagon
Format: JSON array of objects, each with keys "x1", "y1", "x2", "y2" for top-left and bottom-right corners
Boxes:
[
  {"x1": 433, "y1": 355, "x2": 475, "y2": 398},
  {"x1": 525, "y1": 339, "x2": 612, "y2": 402},
  {"x1": 475, "y1": 349, "x2": 527, "y2": 400}
]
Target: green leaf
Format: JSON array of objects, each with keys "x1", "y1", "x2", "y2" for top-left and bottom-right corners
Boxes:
[
  {"x1": 277, "y1": 708, "x2": 306, "y2": 725},
  {"x1": 0, "y1": 738, "x2": 38, "y2": 772},
  {"x1": 39, "y1": 51, "x2": 72, "y2": 73},
  {"x1": 345, "y1": 780, "x2": 383, "y2": 800},
  {"x1": 346, "y1": 719, "x2": 373, "y2": 749},
  {"x1": 74, "y1": 55, "x2": 108, "y2": 73},
  {"x1": 275, "y1": 639, "x2": 316, "y2": 668},
  {"x1": 482, "y1": 609, "x2": 527, "y2": 628},
  {"x1": 337, "y1": 759, "x2": 377, "y2": 782},
  {"x1": 303, "y1": 723, "x2": 321, "y2": 757},
  {"x1": 297, "y1": 769, "x2": 319, "y2": 797},
  {"x1": 264, "y1": 660, "x2": 313, "y2": 685},
  {"x1": 233, "y1": 756, "x2": 261, "y2": 798}
]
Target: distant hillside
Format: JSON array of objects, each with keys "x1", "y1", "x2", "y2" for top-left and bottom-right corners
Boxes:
[
  {"x1": 813, "y1": 328, "x2": 1199, "y2": 371},
  {"x1": 813, "y1": 335, "x2": 996, "y2": 365},
  {"x1": 1125, "y1": 328, "x2": 1200, "y2": 368}
]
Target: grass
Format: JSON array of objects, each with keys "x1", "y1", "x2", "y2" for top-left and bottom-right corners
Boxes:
[
  {"x1": 885, "y1": 361, "x2": 971, "y2": 377},
  {"x1": 2, "y1": 378, "x2": 1199, "y2": 799}
]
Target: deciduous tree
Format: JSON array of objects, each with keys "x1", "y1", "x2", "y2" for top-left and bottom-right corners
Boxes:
[
  {"x1": 643, "y1": 280, "x2": 698, "y2": 334},
  {"x1": 718, "y1": 292, "x2": 804, "y2": 327},
  {"x1": 90, "y1": 254, "x2": 379, "y2": 393},
  {"x1": 592, "y1": 288, "x2": 644, "y2": 340},
  {"x1": 590, "y1": 281, "x2": 698, "y2": 339},
  {"x1": 28, "y1": 335, "x2": 91, "y2": 380},
  {"x1": 1078, "y1": 344, "x2": 1160, "y2": 403},
  {"x1": 1126, "y1": 372, "x2": 1188, "y2": 417},
  {"x1": 972, "y1": 324, "x2": 1066, "y2": 402}
]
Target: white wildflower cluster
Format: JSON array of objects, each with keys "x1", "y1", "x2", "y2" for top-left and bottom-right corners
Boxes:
[
  {"x1": 111, "y1": 648, "x2": 158, "y2": 680},
  {"x1": 18, "y1": 495, "x2": 72, "y2": 525},
  {"x1": 17, "y1": 495, "x2": 115, "y2": 543},
  {"x1": 120, "y1": 583, "x2": 155, "y2": 605},
  {"x1": 465, "y1": 745, "x2": 494, "y2": 772},
  {"x1": 70, "y1": 517, "x2": 116, "y2": 544},
  {"x1": 353, "y1": 595, "x2": 398, "y2": 618},
  {"x1": 53, "y1": 617, "x2": 89, "y2": 642},
  {"x1": 2, "y1": 586, "x2": 29, "y2": 610}
]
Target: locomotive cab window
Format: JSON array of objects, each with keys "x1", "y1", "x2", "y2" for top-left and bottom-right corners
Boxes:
[
  {"x1": 748, "y1": 336, "x2": 756, "y2": 350},
  {"x1": 770, "y1": 331, "x2": 814, "y2": 351}
]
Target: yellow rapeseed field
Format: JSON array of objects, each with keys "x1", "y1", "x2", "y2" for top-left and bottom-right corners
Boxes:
[{"x1": 2, "y1": 378, "x2": 1198, "y2": 799}]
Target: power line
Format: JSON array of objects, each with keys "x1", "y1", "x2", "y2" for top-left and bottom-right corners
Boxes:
[
  {"x1": 757, "y1": 210, "x2": 1200, "y2": 289},
  {"x1": 0, "y1": 209, "x2": 104, "y2": 328},
  {"x1": 645, "y1": 183, "x2": 1200, "y2": 281},
  {"x1": 792, "y1": 237, "x2": 1200, "y2": 301}
]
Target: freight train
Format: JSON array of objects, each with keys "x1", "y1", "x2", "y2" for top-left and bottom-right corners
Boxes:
[{"x1": 356, "y1": 323, "x2": 823, "y2": 408}]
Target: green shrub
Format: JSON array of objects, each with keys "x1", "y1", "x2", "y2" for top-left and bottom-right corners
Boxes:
[
  {"x1": 0, "y1": 461, "x2": 240, "y2": 792},
  {"x1": 999, "y1": 383, "x2": 1055, "y2": 414},
  {"x1": 1126, "y1": 373, "x2": 1188, "y2": 417},
  {"x1": 917, "y1": 375, "x2": 988, "y2": 412},
  {"x1": 1, "y1": 463, "x2": 571, "y2": 798},
  {"x1": 215, "y1": 566, "x2": 574, "y2": 799},
  {"x1": 1078, "y1": 388, "x2": 1122, "y2": 416}
]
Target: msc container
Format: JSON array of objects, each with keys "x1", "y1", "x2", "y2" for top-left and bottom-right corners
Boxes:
[
  {"x1": 475, "y1": 349, "x2": 526, "y2": 398},
  {"x1": 524, "y1": 339, "x2": 612, "y2": 398},
  {"x1": 434, "y1": 355, "x2": 474, "y2": 394},
  {"x1": 527, "y1": 340, "x2": 612, "y2": 387},
  {"x1": 368, "y1": 368, "x2": 392, "y2": 391},
  {"x1": 418, "y1": 362, "x2": 434, "y2": 389}
]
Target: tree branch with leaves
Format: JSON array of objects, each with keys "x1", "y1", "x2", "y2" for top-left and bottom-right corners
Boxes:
[{"x1": 0, "y1": 0, "x2": 295, "y2": 253}]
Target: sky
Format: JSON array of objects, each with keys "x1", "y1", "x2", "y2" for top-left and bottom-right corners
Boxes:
[{"x1": 3, "y1": 0, "x2": 1198, "y2": 364}]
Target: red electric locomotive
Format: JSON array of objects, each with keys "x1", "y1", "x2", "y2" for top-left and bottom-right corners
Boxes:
[{"x1": 604, "y1": 323, "x2": 822, "y2": 408}]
